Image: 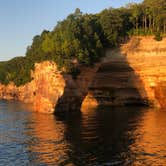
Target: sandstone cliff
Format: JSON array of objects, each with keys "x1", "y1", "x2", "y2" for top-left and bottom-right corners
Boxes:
[
  {"x1": 82, "y1": 36, "x2": 166, "y2": 108},
  {"x1": 0, "y1": 61, "x2": 97, "y2": 113},
  {"x1": 0, "y1": 61, "x2": 81, "y2": 113},
  {"x1": 0, "y1": 36, "x2": 166, "y2": 113},
  {"x1": 122, "y1": 36, "x2": 166, "y2": 107}
]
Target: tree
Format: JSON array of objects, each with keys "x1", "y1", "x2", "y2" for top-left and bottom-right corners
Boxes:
[
  {"x1": 99, "y1": 8, "x2": 123, "y2": 46},
  {"x1": 0, "y1": 1, "x2": 165, "y2": 86}
]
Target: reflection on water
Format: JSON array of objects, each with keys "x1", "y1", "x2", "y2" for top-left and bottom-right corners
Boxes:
[
  {"x1": 0, "y1": 101, "x2": 166, "y2": 165},
  {"x1": 0, "y1": 100, "x2": 69, "y2": 165},
  {"x1": 26, "y1": 113, "x2": 69, "y2": 165},
  {"x1": 131, "y1": 110, "x2": 166, "y2": 165}
]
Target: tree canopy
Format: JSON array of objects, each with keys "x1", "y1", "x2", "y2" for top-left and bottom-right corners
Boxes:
[{"x1": 0, "y1": 0, "x2": 165, "y2": 86}]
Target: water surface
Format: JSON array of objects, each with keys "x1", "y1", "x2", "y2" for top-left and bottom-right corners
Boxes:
[{"x1": 0, "y1": 100, "x2": 166, "y2": 165}]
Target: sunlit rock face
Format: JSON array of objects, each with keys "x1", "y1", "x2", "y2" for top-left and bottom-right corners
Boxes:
[
  {"x1": 82, "y1": 36, "x2": 166, "y2": 108},
  {"x1": 0, "y1": 37, "x2": 166, "y2": 113},
  {"x1": 122, "y1": 36, "x2": 166, "y2": 107},
  {"x1": 0, "y1": 83, "x2": 18, "y2": 100},
  {"x1": 0, "y1": 61, "x2": 98, "y2": 113},
  {"x1": 82, "y1": 50, "x2": 149, "y2": 107},
  {"x1": 154, "y1": 82, "x2": 166, "y2": 108},
  {"x1": 30, "y1": 61, "x2": 67, "y2": 113},
  {"x1": 0, "y1": 61, "x2": 81, "y2": 113}
]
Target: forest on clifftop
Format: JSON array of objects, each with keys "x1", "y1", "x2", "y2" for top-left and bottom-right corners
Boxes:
[{"x1": 0, "y1": 0, "x2": 165, "y2": 86}]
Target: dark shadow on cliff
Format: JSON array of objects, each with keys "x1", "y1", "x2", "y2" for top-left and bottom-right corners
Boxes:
[
  {"x1": 54, "y1": 65, "x2": 98, "y2": 115},
  {"x1": 85, "y1": 46, "x2": 149, "y2": 107},
  {"x1": 54, "y1": 74, "x2": 83, "y2": 115},
  {"x1": 55, "y1": 38, "x2": 149, "y2": 114}
]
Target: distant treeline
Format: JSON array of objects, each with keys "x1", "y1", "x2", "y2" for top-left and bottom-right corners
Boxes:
[{"x1": 0, "y1": 0, "x2": 165, "y2": 86}]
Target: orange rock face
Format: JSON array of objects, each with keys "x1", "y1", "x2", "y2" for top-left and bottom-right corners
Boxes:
[
  {"x1": 82, "y1": 36, "x2": 166, "y2": 108},
  {"x1": 0, "y1": 36, "x2": 166, "y2": 113},
  {"x1": 0, "y1": 61, "x2": 80, "y2": 113},
  {"x1": 123, "y1": 36, "x2": 166, "y2": 107}
]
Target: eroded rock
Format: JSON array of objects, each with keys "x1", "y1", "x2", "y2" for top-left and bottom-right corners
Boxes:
[{"x1": 1, "y1": 37, "x2": 166, "y2": 113}]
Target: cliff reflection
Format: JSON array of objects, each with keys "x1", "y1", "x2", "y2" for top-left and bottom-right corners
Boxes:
[
  {"x1": 130, "y1": 109, "x2": 166, "y2": 165},
  {"x1": 62, "y1": 106, "x2": 144, "y2": 165},
  {"x1": 25, "y1": 106, "x2": 166, "y2": 165},
  {"x1": 25, "y1": 113, "x2": 69, "y2": 165},
  {"x1": 2, "y1": 101, "x2": 166, "y2": 165}
]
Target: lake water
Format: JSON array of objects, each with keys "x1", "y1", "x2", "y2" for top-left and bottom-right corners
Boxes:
[{"x1": 0, "y1": 100, "x2": 166, "y2": 165}]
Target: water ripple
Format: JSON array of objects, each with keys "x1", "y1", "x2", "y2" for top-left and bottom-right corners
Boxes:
[{"x1": 1, "y1": 102, "x2": 166, "y2": 165}]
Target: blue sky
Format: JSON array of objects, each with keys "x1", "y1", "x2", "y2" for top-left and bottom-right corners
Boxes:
[{"x1": 0, "y1": 0, "x2": 142, "y2": 61}]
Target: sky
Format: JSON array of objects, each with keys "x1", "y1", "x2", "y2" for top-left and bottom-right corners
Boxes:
[{"x1": 0, "y1": 0, "x2": 142, "y2": 61}]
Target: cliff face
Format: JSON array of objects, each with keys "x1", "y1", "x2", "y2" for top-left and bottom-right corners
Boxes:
[
  {"x1": 0, "y1": 62, "x2": 81, "y2": 113},
  {"x1": 82, "y1": 36, "x2": 166, "y2": 108},
  {"x1": 82, "y1": 49, "x2": 149, "y2": 108},
  {"x1": 0, "y1": 61, "x2": 97, "y2": 113},
  {"x1": 0, "y1": 36, "x2": 166, "y2": 113},
  {"x1": 122, "y1": 36, "x2": 166, "y2": 107}
]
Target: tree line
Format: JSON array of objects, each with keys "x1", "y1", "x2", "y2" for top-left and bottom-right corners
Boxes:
[
  {"x1": 128, "y1": 0, "x2": 166, "y2": 35},
  {"x1": 0, "y1": 0, "x2": 165, "y2": 86}
]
